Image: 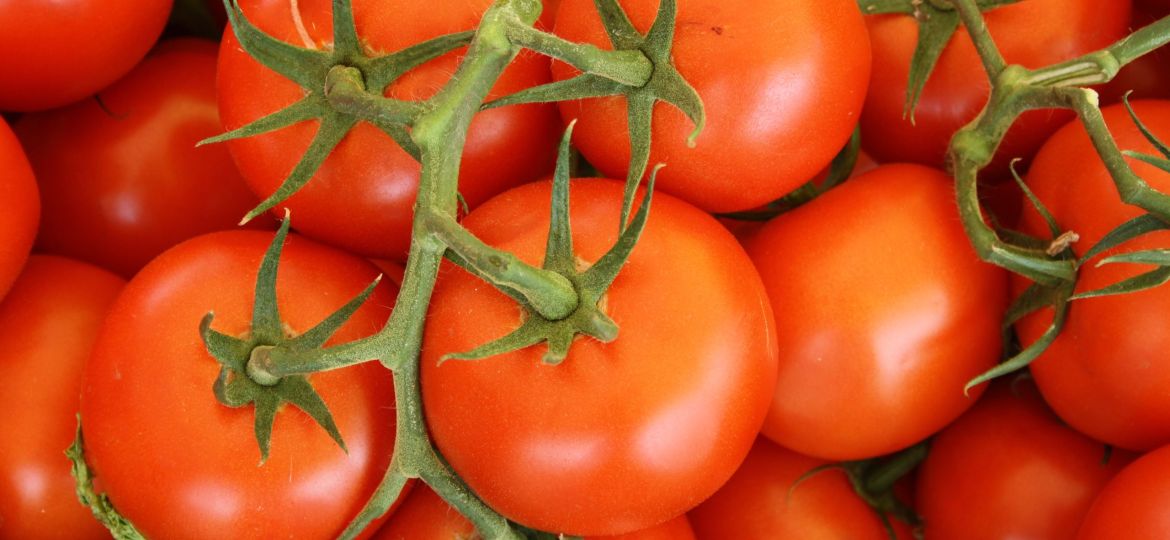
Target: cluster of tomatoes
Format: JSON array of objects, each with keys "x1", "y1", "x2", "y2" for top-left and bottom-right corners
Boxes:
[{"x1": 5, "y1": 0, "x2": 1170, "y2": 538}]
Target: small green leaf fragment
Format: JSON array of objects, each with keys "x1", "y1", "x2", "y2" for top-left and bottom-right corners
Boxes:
[
  {"x1": 482, "y1": 74, "x2": 625, "y2": 110},
  {"x1": 1123, "y1": 93, "x2": 1170, "y2": 158},
  {"x1": 278, "y1": 376, "x2": 348, "y2": 453},
  {"x1": 903, "y1": 10, "x2": 960, "y2": 122},
  {"x1": 251, "y1": 214, "x2": 292, "y2": 344},
  {"x1": 583, "y1": 167, "x2": 658, "y2": 292},
  {"x1": 442, "y1": 318, "x2": 547, "y2": 363},
  {"x1": 544, "y1": 122, "x2": 578, "y2": 275},
  {"x1": 199, "y1": 96, "x2": 321, "y2": 146},
  {"x1": 1079, "y1": 213, "x2": 1170, "y2": 265},
  {"x1": 68, "y1": 421, "x2": 147, "y2": 540},
  {"x1": 289, "y1": 276, "x2": 382, "y2": 349},
  {"x1": 1072, "y1": 266, "x2": 1170, "y2": 300}
]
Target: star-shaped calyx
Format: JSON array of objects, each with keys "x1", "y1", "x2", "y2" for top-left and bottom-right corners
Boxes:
[
  {"x1": 444, "y1": 122, "x2": 661, "y2": 364},
  {"x1": 199, "y1": 215, "x2": 382, "y2": 461},
  {"x1": 203, "y1": 0, "x2": 473, "y2": 224},
  {"x1": 486, "y1": 0, "x2": 702, "y2": 224}
]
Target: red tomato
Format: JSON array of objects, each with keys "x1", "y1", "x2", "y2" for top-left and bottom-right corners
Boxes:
[
  {"x1": 552, "y1": 0, "x2": 871, "y2": 213},
  {"x1": 862, "y1": 0, "x2": 1131, "y2": 171},
  {"x1": 917, "y1": 379, "x2": 1133, "y2": 539},
  {"x1": 421, "y1": 179, "x2": 777, "y2": 535},
  {"x1": 0, "y1": 0, "x2": 171, "y2": 111},
  {"x1": 16, "y1": 39, "x2": 265, "y2": 279},
  {"x1": 1101, "y1": 5, "x2": 1170, "y2": 103},
  {"x1": 217, "y1": 0, "x2": 561, "y2": 259},
  {"x1": 80, "y1": 230, "x2": 401, "y2": 538},
  {"x1": 373, "y1": 485, "x2": 695, "y2": 540},
  {"x1": 0, "y1": 116, "x2": 38, "y2": 300},
  {"x1": 1076, "y1": 443, "x2": 1170, "y2": 539},
  {"x1": 1017, "y1": 100, "x2": 1170, "y2": 451},
  {"x1": 747, "y1": 164, "x2": 1008, "y2": 460},
  {"x1": 538, "y1": 0, "x2": 561, "y2": 29},
  {"x1": 0, "y1": 256, "x2": 124, "y2": 539},
  {"x1": 688, "y1": 437, "x2": 914, "y2": 540}
]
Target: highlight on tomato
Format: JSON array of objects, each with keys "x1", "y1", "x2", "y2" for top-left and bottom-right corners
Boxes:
[
  {"x1": 17, "y1": 38, "x2": 266, "y2": 279},
  {"x1": 79, "y1": 229, "x2": 403, "y2": 538},
  {"x1": 747, "y1": 163, "x2": 1008, "y2": 461},
  {"x1": 420, "y1": 178, "x2": 778, "y2": 536},
  {"x1": 0, "y1": 256, "x2": 124, "y2": 540}
]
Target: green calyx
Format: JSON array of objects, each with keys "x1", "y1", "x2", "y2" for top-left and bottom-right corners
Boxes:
[
  {"x1": 443, "y1": 122, "x2": 658, "y2": 365},
  {"x1": 202, "y1": 0, "x2": 473, "y2": 224},
  {"x1": 199, "y1": 215, "x2": 382, "y2": 462},
  {"x1": 68, "y1": 422, "x2": 145, "y2": 540},
  {"x1": 486, "y1": 0, "x2": 702, "y2": 224}
]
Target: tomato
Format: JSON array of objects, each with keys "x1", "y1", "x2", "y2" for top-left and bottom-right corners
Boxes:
[
  {"x1": 421, "y1": 178, "x2": 777, "y2": 535},
  {"x1": 0, "y1": 0, "x2": 171, "y2": 111},
  {"x1": 1076, "y1": 442, "x2": 1170, "y2": 539},
  {"x1": 862, "y1": 0, "x2": 1131, "y2": 172},
  {"x1": 688, "y1": 437, "x2": 914, "y2": 540},
  {"x1": 538, "y1": 0, "x2": 561, "y2": 29},
  {"x1": 80, "y1": 230, "x2": 402, "y2": 538},
  {"x1": 917, "y1": 379, "x2": 1133, "y2": 539},
  {"x1": 16, "y1": 39, "x2": 266, "y2": 279},
  {"x1": 1017, "y1": 100, "x2": 1170, "y2": 451},
  {"x1": 1101, "y1": 5, "x2": 1170, "y2": 103},
  {"x1": 217, "y1": 0, "x2": 561, "y2": 260},
  {"x1": 747, "y1": 163, "x2": 1008, "y2": 460},
  {"x1": 552, "y1": 0, "x2": 871, "y2": 213},
  {"x1": 0, "y1": 256, "x2": 124, "y2": 539},
  {"x1": 0, "y1": 116, "x2": 38, "y2": 301},
  {"x1": 373, "y1": 485, "x2": 695, "y2": 540}
]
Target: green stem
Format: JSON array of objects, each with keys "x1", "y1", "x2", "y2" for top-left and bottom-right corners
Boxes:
[
  {"x1": 325, "y1": 65, "x2": 426, "y2": 126},
  {"x1": 949, "y1": 0, "x2": 1006, "y2": 78},
  {"x1": 421, "y1": 208, "x2": 579, "y2": 320},
  {"x1": 504, "y1": 20, "x2": 653, "y2": 87}
]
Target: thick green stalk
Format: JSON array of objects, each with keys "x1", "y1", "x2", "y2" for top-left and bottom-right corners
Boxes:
[{"x1": 504, "y1": 20, "x2": 653, "y2": 86}]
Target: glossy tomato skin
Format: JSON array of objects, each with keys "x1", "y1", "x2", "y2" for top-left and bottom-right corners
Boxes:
[
  {"x1": 17, "y1": 39, "x2": 265, "y2": 279},
  {"x1": 0, "y1": 256, "x2": 124, "y2": 539},
  {"x1": 1076, "y1": 443, "x2": 1170, "y2": 539},
  {"x1": 1017, "y1": 100, "x2": 1170, "y2": 451},
  {"x1": 863, "y1": 0, "x2": 1130, "y2": 172},
  {"x1": 217, "y1": 0, "x2": 561, "y2": 260},
  {"x1": 421, "y1": 179, "x2": 778, "y2": 536},
  {"x1": 747, "y1": 164, "x2": 1008, "y2": 461},
  {"x1": 917, "y1": 379, "x2": 1133, "y2": 540},
  {"x1": 373, "y1": 485, "x2": 695, "y2": 540},
  {"x1": 552, "y1": 0, "x2": 871, "y2": 213},
  {"x1": 0, "y1": 116, "x2": 38, "y2": 301},
  {"x1": 0, "y1": 0, "x2": 172, "y2": 111},
  {"x1": 688, "y1": 437, "x2": 914, "y2": 540},
  {"x1": 81, "y1": 230, "x2": 401, "y2": 539}
]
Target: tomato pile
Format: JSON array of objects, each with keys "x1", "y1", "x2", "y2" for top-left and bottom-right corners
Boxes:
[{"x1": 4, "y1": 0, "x2": 1170, "y2": 538}]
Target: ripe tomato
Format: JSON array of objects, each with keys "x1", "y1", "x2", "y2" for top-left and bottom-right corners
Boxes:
[
  {"x1": 16, "y1": 39, "x2": 266, "y2": 279},
  {"x1": 917, "y1": 379, "x2": 1133, "y2": 539},
  {"x1": 1076, "y1": 442, "x2": 1170, "y2": 539},
  {"x1": 373, "y1": 485, "x2": 695, "y2": 540},
  {"x1": 0, "y1": 256, "x2": 124, "y2": 539},
  {"x1": 217, "y1": 0, "x2": 561, "y2": 259},
  {"x1": 421, "y1": 179, "x2": 777, "y2": 535},
  {"x1": 552, "y1": 0, "x2": 871, "y2": 213},
  {"x1": 747, "y1": 164, "x2": 1008, "y2": 460},
  {"x1": 862, "y1": 0, "x2": 1131, "y2": 172},
  {"x1": 80, "y1": 230, "x2": 401, "y2": 538},
  {"x1": 1017, "y1": 100, "x2": 1170, "y2": 451},
  {"x1": 688, "y1": 437, "x2": 914, "y2": 540},
  {"x1": 0, "y1": 0, "x2": 171, "y2": 111},
  {"x1": 0, "y1": 116, "x2": 38, "y2": 301}
]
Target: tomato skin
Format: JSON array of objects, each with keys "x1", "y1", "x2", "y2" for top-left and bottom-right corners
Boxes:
[
  {"x1": 0, "y1": 0, "x2": 172, "y2": 111},
  {"x1": 552, "y1": 0, "x2": 871, "y2": 213},
  {"x1": 688, "y1": 437, "x2": 913, "y2": 540},
  {"x1": 16, "y1": 39, "x2": 265, "y2": 279},
  {"x1": 0, "y1": 256, "x2": 124, "y2": 539},
  {"x1": 747, "y1": 164, "x2": 1007, "y2": 461},
  {"x1": 80, "y1": 230, "x2": 401, "y2": 539},
  {"x1": 421, "y1": 179, "x2": 777, "y2": 536},
  {"x1": 917, "y1": 379, "x2": 1133, "y2": 540},
  {"x1": 1076, "y1": 443, "x2": 1170, "y2": 539},
  {"x1": 1017, "y1": 100, "x2": 1170, "y2": 451},
  {"x1": 217, "y1": 0, "x2": 561, "y2": 260},
  {"x1": 862, "y1": 0, "x2": 1131, "y2": 171},
  {"x1": 0, "y1": 116, "x2": 39, "y2": 301}
]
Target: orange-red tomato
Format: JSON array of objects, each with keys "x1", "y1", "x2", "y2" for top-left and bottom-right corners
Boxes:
[
  {"x1": 81, "y1": 230, "x2": 402, "y2": 538},
  {"x1": 18, "y1": 39, "x2": 265, "y2": 279},
  {"x1": 747, "y1": 164, "x2": 1007, "y2": 460},
  {"x1": 0, "y1": 116, "x2": 38, "y2": 300},
  {"x1": 1076, "y1": 443, "x2": 1170, "y2": 539},
  {"x1": 217, "y1": 0, "x2": 561, "y2": 259},
  {"x1": 421, "y1": 178, "x2": 777, "y2": 536},
  {"x1": 0, "y1": 256, "x2": 123, "y2": 539},
  {"x1": 552, "y1": 0, "x2": 871, "y2": 213}
]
